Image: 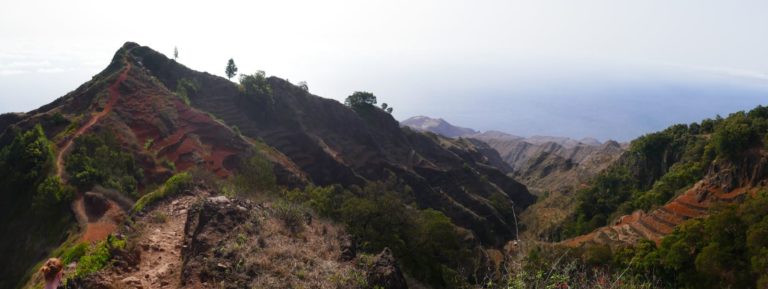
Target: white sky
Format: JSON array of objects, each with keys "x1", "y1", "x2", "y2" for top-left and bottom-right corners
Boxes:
[{"x1": 2, "y1": 0, "x2": 768, "y2": 140}]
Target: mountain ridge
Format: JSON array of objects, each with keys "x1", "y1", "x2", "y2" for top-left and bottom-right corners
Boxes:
[{"x1": 0, "y1": 42, "x2": 536, "y2": 288}]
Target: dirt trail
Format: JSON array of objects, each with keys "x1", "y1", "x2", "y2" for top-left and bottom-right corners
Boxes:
[
  {"x1": 111, "y1": 196, "x2": 195, "y2": 289},
  {"x1": 53, "y1": 57, "x2": 133, "y2": 241},
  {"x1": 55, "y1": 61, "x2": 132, "y2": 180}
]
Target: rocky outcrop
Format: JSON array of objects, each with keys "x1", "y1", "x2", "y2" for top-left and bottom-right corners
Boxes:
[
  {"x1": 181, "y1": 196, "x2": 256, "y2": 288},
  {"x1": 367, "y1": 248, "x2": 409, "y2": 289},
  {"x1": 338, "y1": 234, "x2": 357, "y2": 261}
]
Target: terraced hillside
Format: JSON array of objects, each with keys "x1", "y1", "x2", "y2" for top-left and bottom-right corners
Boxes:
[
  {"x1": 123, "y1": 43, "x2": 535, "y2": 246},
  {"x1": 565, "y1": 152, "x2": 768, "y2": 247}
]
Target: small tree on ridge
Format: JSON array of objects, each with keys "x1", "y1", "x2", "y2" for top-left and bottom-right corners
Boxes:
[{"x1": 226, "y1": 58, "x2": 238, "y2": 80}]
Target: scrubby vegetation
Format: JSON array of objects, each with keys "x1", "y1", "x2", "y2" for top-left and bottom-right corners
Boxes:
[
  {"x1": 497, "y1": 245, "x2": 668, "y2": 289},
  {"x1": 344, "y1": 91, "x2": 378, "y2": 109},
  {"x1": 68, "y1": 236, "x2": 126, "y2": 279},
  {"x1": 285, "y1": 174, "x2": 473, "y2": 288},
  {"x1": 65, "y1": 131, "x2": 142, "y2": 196},
  {"x1": 132, "y1": 172, "x2": 193, "y2": 213},
  {"x1": 0, "y1": 125, "x2": 75, "y2": 289},
  {"x1": 239, "y1": 71, "x2": 272, "y2": 97},
  {"x1": 561, "y1": 106, "x2": 768, "y2": 238},
  {"x1": 175, "y1": 78, "x2": 199, "y2": 105}
]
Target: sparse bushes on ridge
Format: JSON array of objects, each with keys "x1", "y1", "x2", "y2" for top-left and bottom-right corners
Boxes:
[
  {"x1": 239, "y1": 71, "x2": 272, "y2": 98},
  {"x1": 344, "y1": 91, "x2": 377, "y2": 109}
]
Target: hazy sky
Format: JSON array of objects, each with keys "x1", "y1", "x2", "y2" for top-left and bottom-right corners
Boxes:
[{"x1": 2, "y1": 0, "x2": 768, "y2": 140}]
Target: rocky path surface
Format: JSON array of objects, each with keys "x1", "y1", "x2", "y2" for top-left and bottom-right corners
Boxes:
[{"x1": 113, "y1": 195, "x2": 196, "y2": 289}]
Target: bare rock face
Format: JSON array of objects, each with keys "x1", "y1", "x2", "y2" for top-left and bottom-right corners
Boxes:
[{"x1": 367, "y1": 248, "x2": 408, "y2": 289}]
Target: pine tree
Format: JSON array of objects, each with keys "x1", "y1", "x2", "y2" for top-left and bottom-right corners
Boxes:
[
  {"x1": 173, "y1": 46, "x2": 178, "y2": 60},
  {"x1": 225, "y1": 58, "x2": 238, "y2": 80}
]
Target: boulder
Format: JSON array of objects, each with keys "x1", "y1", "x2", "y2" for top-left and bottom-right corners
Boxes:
[
  {"x1": 366, "y1": 248, "x2": 408, "y2": 289},
  {"x1": 338, "y1": 234, "x2": 356, "y2": 261}
]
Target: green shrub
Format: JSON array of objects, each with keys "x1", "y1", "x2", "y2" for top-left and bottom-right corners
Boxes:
[
  {"x1": 712, "y1": 112, "x2": 756, "y2": 159},
  {"x1": 32, "y1": 176, "x2": 74, "y2": 208},
  {"x1": 0, "y1": 124, "x2": 54, "y2": 189},
  {"x1": 65, "y1": 131, "x2": 142, "y2": 196},
  {"x1": 239, "y1": 71, "x2": 272, "y2": 99},
  {"x1": 74, "y1": 236, "x2": 126, "y2": 277},
  {"x1": 344, "y1": 91, "x2": 377, "y2": 109},
  {"x1": 60, "y1": 243, "x2": 88, "y2": 264},
  {"x1": 132, "y1": 172, "x2": 193, "y2": 213}
]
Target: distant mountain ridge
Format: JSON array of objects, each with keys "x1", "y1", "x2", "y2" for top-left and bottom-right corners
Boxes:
[
  {"x1": 401, "y1": 115, "x2": 626, "y2": 239},
  {"x1": 401, "y1": 116, "x2": 604, "y2": 149},
  {"x1": 400, "y1": 115, "x2": 479, "y2": 138}
]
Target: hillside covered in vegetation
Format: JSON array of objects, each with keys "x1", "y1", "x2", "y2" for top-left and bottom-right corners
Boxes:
[{"x1": 525, "y1": 105, "x2": 768, "y2": 289}]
